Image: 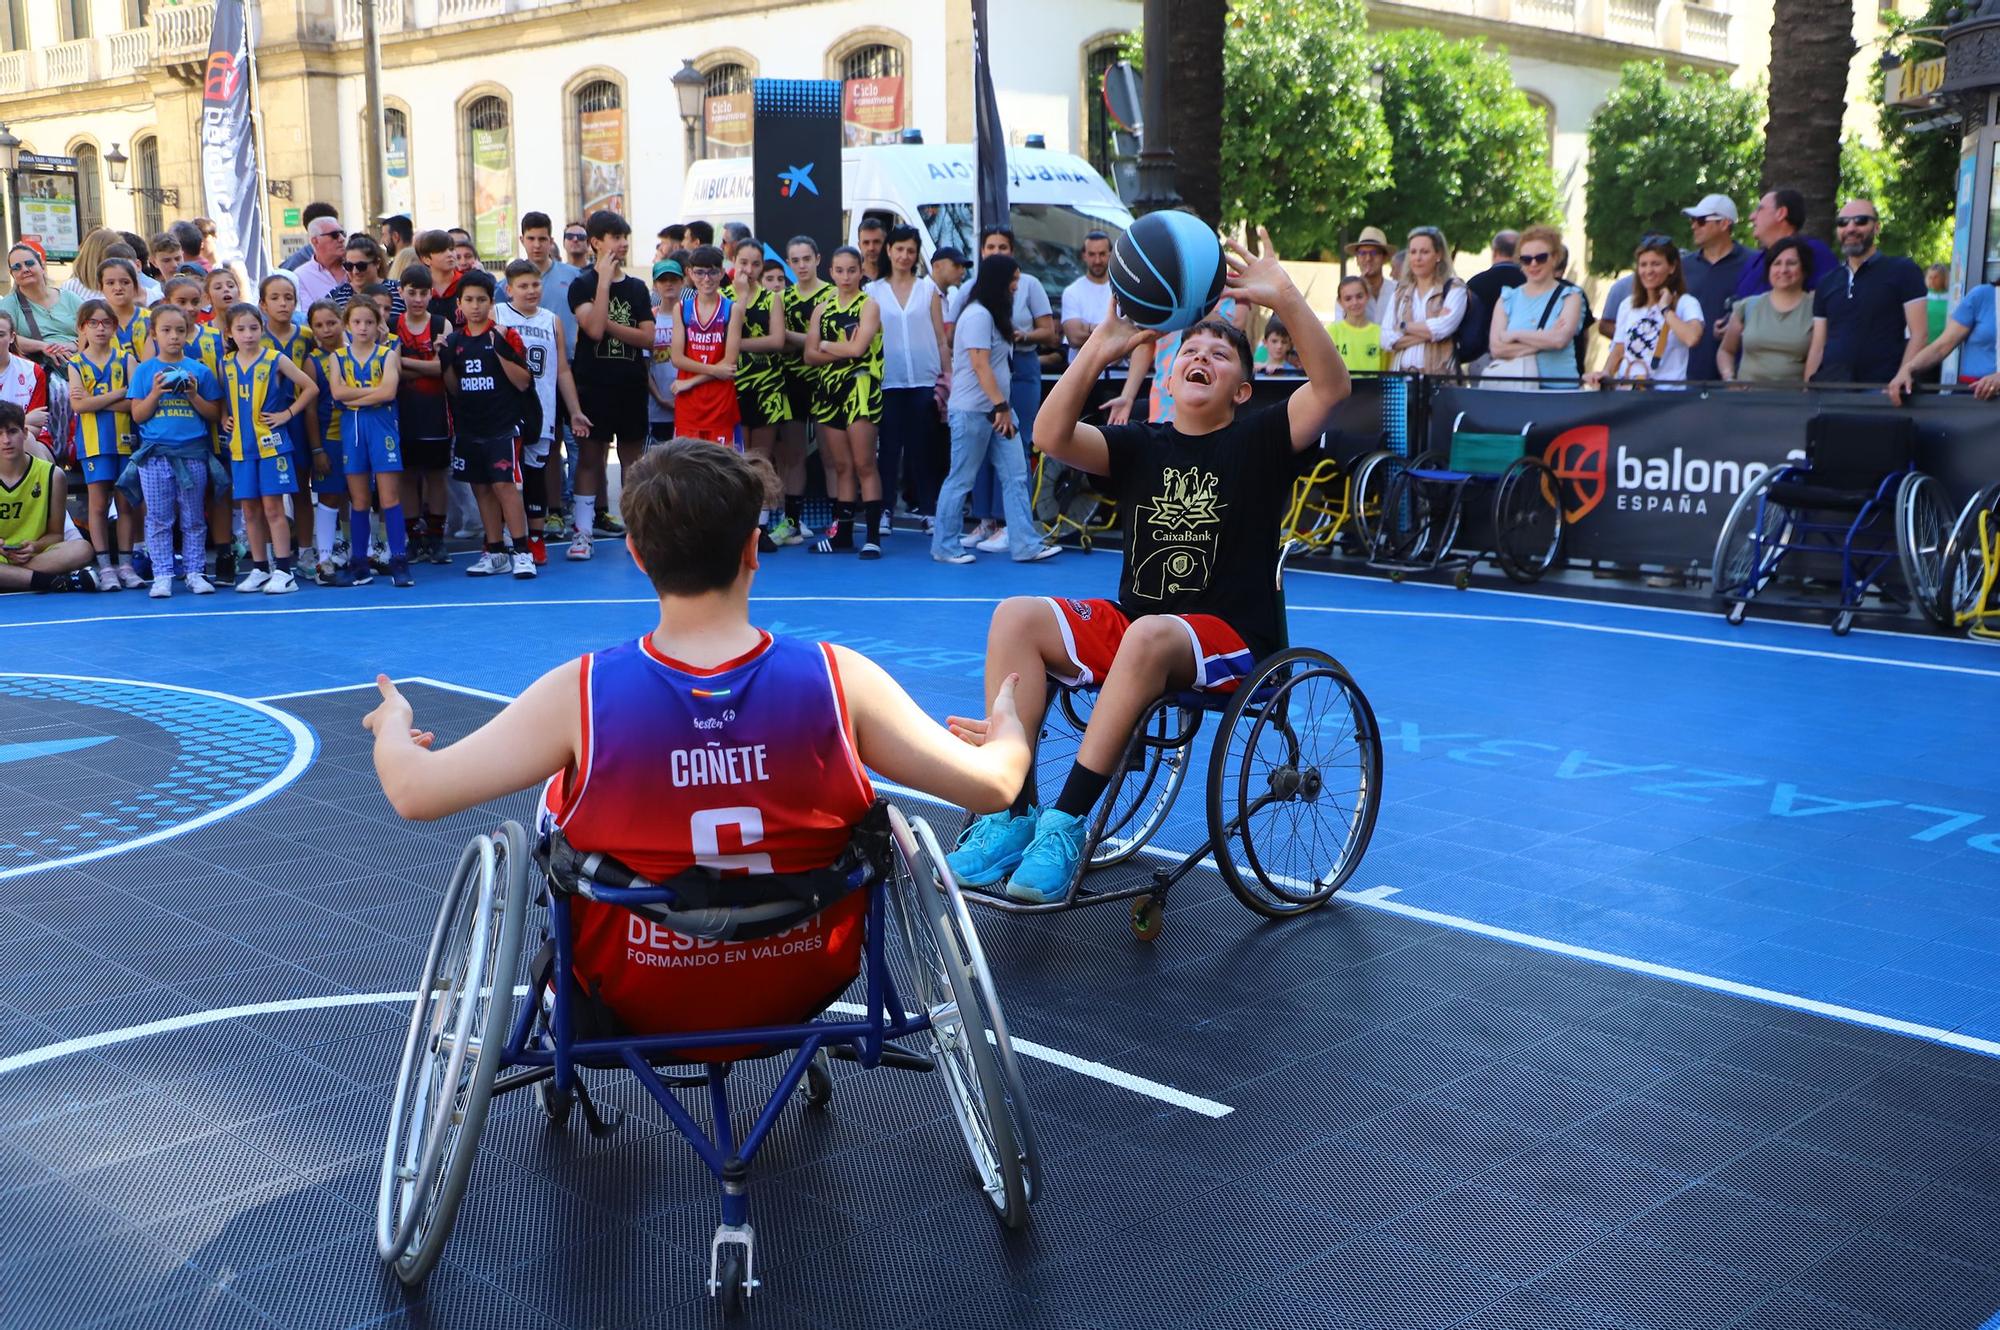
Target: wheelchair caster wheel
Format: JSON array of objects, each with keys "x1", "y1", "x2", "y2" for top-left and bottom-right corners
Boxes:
[
  {"x1": 534, "y1": 1076, "x2": 573, "y2": 1128},
  {"x1": 1726, "y1": 602, "x2": 1746, "y2": 626},
  {"x1": 1388, "y1": 570, "x2": 1405, "y2": 584},
  {"x1": 1129, "y1": 897, "x2": 1164, "y2": 942},
  {"x1": 805, "y1": 1049, "x2": 834, "y2": 1109},
  {"x1": 1833, "y1": 610, "x2": 1854, "y2": 636},
  {"x1": 1454, "y1": 569, "x2": 1471, "y2": 591}
]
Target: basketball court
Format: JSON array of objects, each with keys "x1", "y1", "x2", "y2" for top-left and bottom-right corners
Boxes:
[{"x1": 1, "y1": 536, "x2": 1996, "y2": 1329}]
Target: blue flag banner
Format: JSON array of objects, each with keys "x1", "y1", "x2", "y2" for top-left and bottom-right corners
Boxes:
[
  {"x1": 200, "y1": 0, "x2": 267, "y2": 282},
  {"x1": 972, "y1": 0, "x2": 1008, "y2": 241},
  {"x1": 751, "y1": 79, "x2": 844, "y2": 278}
]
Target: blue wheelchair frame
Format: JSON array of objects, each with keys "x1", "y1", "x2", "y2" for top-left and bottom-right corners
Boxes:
[
  {"x1": 1367, "y1": 414, "x2": 1565, "y2": 589},
  {"x1": 377, "y1": 804, "x2": 1035, "y2": 1311}
]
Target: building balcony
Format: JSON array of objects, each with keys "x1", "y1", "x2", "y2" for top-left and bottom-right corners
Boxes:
[
  {"x1": 1375, "y1": 0, "x2": 1733, "y2": 63},
  {"x1": 41, "y1": 36, "x2": 97, "y2": 86},
  {"x1": 152, "y1": 0, "x2": 216, "y2": 62}
]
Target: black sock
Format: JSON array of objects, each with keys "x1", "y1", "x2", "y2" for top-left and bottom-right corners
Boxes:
[
  {"x1": 486, "y1": 541, "x2": 505, "y2": 555},
  {"x1": 253, "y1": 559, "x2": 271, "y2": 573},
  {"x1": 28, "y1": 570, "x2": 57, "y2": 591},
  {"x1": 1053, "y1": 762, "x2": 1112, "y2": 819},
  {"x1": 522, "y1": 460, "x2": 547, "y2": 525},
  {"x1": 832, "y1": 501, "x2": 854, "y2": 546},
  {"x1": 863, "y1": 499, "x2": 883, "y2": 544},
  {"x1": 785, "y1": 496, "x2": 803, "y2": 524},
  {"x1": 276, "y1": 554, "x2": 294, "y2": 573}
]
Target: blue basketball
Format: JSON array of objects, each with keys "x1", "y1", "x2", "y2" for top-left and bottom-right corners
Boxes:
[{"x1": 1110, "y1": 210, "x2": 1226, "y2": 333}]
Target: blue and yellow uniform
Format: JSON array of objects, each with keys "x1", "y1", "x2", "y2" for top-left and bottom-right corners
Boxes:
[
  {"x1": 264, "y1": 322, "x2": 314, "y2": 452},
  {"x1": 222, "y1": 348, "x2": 298, "y2": 500},
  {"x1": 71, "y1": 349, "x2": 135, "y2": 486},
  {"x1": 186, "y1": 322, "x2": 228, "y2": 455},
  {"x1": 331, "y1": 342, "x2": 401, "y2": 476},
  {"x1": 307, "y1": 346, "x2": 349, "y2": 496},
  {"x1": 114, "y1": 306, "x2": 151, "y2": 358}
]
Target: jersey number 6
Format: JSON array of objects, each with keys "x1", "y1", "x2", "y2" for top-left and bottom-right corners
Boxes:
[{"x1": 691, "y1": 806, "x2": 774, "y2": 875}]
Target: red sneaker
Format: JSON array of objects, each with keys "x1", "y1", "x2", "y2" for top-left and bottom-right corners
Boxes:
[{"x1": 529, "y1": 536, "x2": 547, "y2": 566}]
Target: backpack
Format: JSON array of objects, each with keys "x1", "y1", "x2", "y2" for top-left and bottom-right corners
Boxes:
[
  {"x1": 1452, "y1": 282, "x2": 1489, "y2": 367},
  {"x1": 1563, "y1": 281, "x2": 1594, "y2": 375}
]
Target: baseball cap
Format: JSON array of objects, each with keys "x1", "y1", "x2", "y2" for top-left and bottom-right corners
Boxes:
[
  {"x1": 1681, "y1": 194, "x2": 1739, "y2": 223},
  {"x1": 932, "y1": 246, "x2": 969, "y2": 266},
  {"x1": 652, "y1": 259, "x2": 684, "y2": 281}
]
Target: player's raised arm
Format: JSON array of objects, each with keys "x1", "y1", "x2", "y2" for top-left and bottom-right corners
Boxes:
[
  {"x1": 1224, "y1": 226, "x2": 1349, "y2": 449},
  {"x1": 365, "y1": 667, "x2": 580, "y2": 821},
  {"x1": 835, "y1": 647, "x2": 1030, "y2": 814},
  {"x1": 1038, "y1": 307, "x2": 1157, "y2": 476}
]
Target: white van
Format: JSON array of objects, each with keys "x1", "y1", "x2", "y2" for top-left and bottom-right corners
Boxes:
[{"x1": 681, "y1": 144, "x2": 1134, "y2": 298}]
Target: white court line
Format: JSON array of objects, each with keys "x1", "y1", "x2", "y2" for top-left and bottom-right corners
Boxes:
[
  {"x1": 0, "y1": 990, "x2": 1234, "y2": 1116},
  {"x1": 0, "y1": 674, "x2": 315, "y2": 883},
  {"x1": 0, "y1": 595, "x2": 1005, "y2": 631}
]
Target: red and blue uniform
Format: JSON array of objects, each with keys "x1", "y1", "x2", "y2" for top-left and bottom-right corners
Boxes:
[
  {"x1": 675, "y1": 291, "x2": 739, "y2": 445},
  {"x1": 542, "y1": 630, "x2": 874, "y2": 1039}
]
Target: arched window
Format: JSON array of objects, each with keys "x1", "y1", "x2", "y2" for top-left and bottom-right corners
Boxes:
[
  {"x1": 1524, "y1": 92, "x2": 1557, "y2": 163},
  {"x1": 135, "y1": 135, "x2": 162, "y2": 237},
  {"x1": 460, "y1": 93, "x2": 513, "y2": 265},
  {"x1": 72, "y1": 143, "x2": 102, "y2": 236},
  {"x1": 572, "y1": 78, "x2": 626, "y2": 217},
  {"x1": 837, "y1": 41, "x2": 905, "y2": 145},
  {"x1": 703, "y1": 62, "x2": 753, "y2": 160},
  {"x1": 1083, "y1": 41, "x2": 1124, "y2": 178},
  {"x1": 382, "y1": 105, "x2": 412, "y2": 219}
]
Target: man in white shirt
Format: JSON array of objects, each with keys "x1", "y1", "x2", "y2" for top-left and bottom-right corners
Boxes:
[
  {"x1": 293, "y1": 216, "x2": 347, "y2": 307},
  {"x1": 1058, "y1": 230, "x2": 1152, "y2": 425}
]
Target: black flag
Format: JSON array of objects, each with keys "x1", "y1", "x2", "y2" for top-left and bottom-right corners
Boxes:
[{"x1": 972, "y1": 0, "x2": 1009, "y2": 240}]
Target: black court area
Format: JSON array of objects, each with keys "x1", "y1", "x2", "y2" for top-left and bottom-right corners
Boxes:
[{"x1": 2, "y1": 684, "x2": 1999, "y2": 1330}]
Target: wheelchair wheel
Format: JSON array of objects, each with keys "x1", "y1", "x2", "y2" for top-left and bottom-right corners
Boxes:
[
  {"x1": 1711, "y1": 470, "x2": 1791, "y2": 605},
  {"x1": 1896, "y1": 473, "x2": 1953, "y2": 627},
  {"x1": 1492, "y1": 457, "x2": 1565, "y2": 583},
  {"x1": 1206, "y1": 649, "x2": 1383, "y2": 917},
  {"x1": 1372, "y1": 452, "x2": 1459, "y2": 567},
  {"x1": 1344, "y1": 450, "x2": 1394, "y2": 556},
  {"x1": 376, "y1": 822, "x2": 529, "y2": 1285},
  {"x1": 1941, "y1": 484, "x2": 2000, "y2": 630},
  {"x1": 1036, "y1": 688, "x2": 1192, "y2": 869},
  {"x1": 887, "y1": 807, "x2": 1038, "y2": 1227}
]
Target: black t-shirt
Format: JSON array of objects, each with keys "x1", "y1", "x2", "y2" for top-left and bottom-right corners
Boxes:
[
  {"x1": 1099, "y1": 402, "x2": 1297, "y2": 659},
  {"x1": 567, "y1": 270, "x2": 653, "y2": 386},
  {"x1": 441, "y1": 325, "x2": 527, "y2": 440},
  {"x1": 1811, "y1": 252, "x2": 1926, "y2": 384}
]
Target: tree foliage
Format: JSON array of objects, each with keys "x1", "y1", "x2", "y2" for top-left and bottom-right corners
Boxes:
[
  {"x1": 1585, "y1": 61, "x2": 1763, "y2": 277},
  {"x1": 1859, "y1": 0, "x2": 1958, "y2": 265},
  {"x1": 1214, "y1": 0, "x2": 1389, "y2": 257},
  {"x1": 1361, "y1": 29, "x2": 1563, "y2": 255}
]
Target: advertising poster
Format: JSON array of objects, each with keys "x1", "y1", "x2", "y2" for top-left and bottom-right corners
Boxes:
[
  {"x1": 199, "y1": 0, "x2": 267, "y2": 279},
  {"x1": 14, "y1": 160, "x2": 80, "y2": 261},
  {"x1": 705, "y1": 92, "x2": 754, "y2": 159},
  {"x1": 471, "y1": 125, "x2": 513, "y2": 263},
  {"x1": 841, "y1": 76, "x2": 904, "y2": 146},
  {"x1": 384, "y1": 117, "x2": 412, "y2": 219},
  {"x1": 579, "y1": 106, "x2": 626, "y2": 215},
  {"x1": 752, "y1": 79, "x2": 842, "y2": 270}
]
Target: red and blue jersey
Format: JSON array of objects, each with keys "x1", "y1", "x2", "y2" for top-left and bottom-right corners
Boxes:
[{"x1": 544, "y1": 630, "x2": 874, "y2": 1040}]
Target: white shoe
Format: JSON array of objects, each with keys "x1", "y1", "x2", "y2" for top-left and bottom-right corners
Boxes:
[
  {"x1": 975, "y1": 526, "x2": 1011, "y2": 553},
  {"x1": 453, "y1": 524, "x2": 481, "y2": 540},
  {"x1": 148, "y1": 578, "x2": 171, "y2": 599},
  {"x1": 114, "y1": 564, "x2": 144, "y2": 589},
  {"x1": 95, "y1": 568, "x2": 121, "y2": 592},
  {"x1": 933, "y1": 550, "x2": 976, "y2": 565},
  {"x1": 566, "y1": 537, "x2": 593, "y2": 561},
  {"x1": 961, "y1": 519, "x2": 996, "y2": 549},
  {"x1": 1016, "y1": 544, "x2": 1062, "y2": 563},
  {"x1": 185, "y1": 572, "x2": 216, "y2": 595},
  {"x1": 235, "y1": 568, "x2": 271, "y2": 593},
  {"x1": 466, "y1": 551, "x2": 504, "y2": 577},
  {"x1": 512, "y1": 552, "x2": 537, "y2": 579},
  {"x1": 331, "y1": 539, "x2": 351, "y2": 569},
  {"x1": 263, "y1": 569, "x2": 298, "y2": 595},
  {"x1": 369, "y1": 538, "x2": 389, "y2": 570}
]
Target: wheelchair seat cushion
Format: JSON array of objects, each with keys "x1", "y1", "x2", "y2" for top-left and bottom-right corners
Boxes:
[{"x1": 1766, "y1": 479, "x2": 1878, "y2": 512}]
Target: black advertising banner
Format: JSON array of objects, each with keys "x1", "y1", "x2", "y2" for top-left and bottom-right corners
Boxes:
[
  {"x1": 752, "y1": 79, "x2": 843, "y2": 275},
  {"x1": 200, "y1": 0, "x2": 266, "y2": 281},
  {"x1": 971, "y1": 0, "x2": 1009, "y2": 239},
  {"x1": 1427, "y1": 384, "x2": 2000, "y2": 566}
]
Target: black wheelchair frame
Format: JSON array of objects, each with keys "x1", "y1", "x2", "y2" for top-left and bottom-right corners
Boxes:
[{"x1": 1367, "y1": 414, "x2": 1567, "y2": 589}]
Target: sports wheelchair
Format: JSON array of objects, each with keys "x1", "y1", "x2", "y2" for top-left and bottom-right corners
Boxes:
[
  {"x1": 1711, "y1": 412, "x2": 1950, "y2": 636},
  {"x1": 376, "y1": 802, "x2": 1037, "y2": 1312},
  {"x1": 977, "y1": 562, "x2": 1383, "y2": 941},
  {"x1": 1940, "y1": 482, "x2": 2000, "y2": 641},
  {"x1": 1033, "y1": 454, "x2": 1118, "y2": 552},
  {"x1": 1281, "y1": 434, "x2": 1395, "y2": 556},
  {"x1": 1367, "y1": 416, "x2": 1566, "y2": 588}
]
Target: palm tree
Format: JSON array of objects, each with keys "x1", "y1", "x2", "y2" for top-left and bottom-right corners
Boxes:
[
  {"x1": 1761, "y1": 0, "x2": 1855, "y2": 244},
  {"x1": 1167, "y1": 0, "x2": 1227, "y2": 226}
]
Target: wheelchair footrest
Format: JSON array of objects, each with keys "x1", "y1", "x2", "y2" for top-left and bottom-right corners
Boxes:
[{"x1": 831, "y1": 1042, "x2": 936, "y2": 1073}]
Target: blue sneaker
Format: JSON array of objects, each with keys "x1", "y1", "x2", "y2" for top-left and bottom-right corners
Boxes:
[
  {"x1": 1004, "y1": 810, "x2": 1087, "y2": 904},
  {"x1": 946, "y1": 810, "x2": 1038, "y2": 887}
]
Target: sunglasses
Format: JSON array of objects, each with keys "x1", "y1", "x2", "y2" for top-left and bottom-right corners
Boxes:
[
  {"x1": 563, "y1": 232, "x2": 587, "y2": 242},
  {"x1": 7, "y1": 259, "x2": 36, "y2": 271},
  {"x1": 1835, "y1": 215, "x2": 1878, "y2": 228},
  {"x1": 1518, "y1": 251, "x2": 1554, "y2": 265},
  {"x1": 342, "y1": 261, "x2": 375, "y2": 272}
]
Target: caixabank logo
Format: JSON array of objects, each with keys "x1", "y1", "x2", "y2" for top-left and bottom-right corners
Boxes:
[{"x1": 1542, "y1": 426, "x2": 1803, "y2": 522}]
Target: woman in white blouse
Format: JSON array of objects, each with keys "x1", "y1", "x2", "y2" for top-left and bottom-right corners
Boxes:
[
  {"x1": 1380, "y1": 226, "x2": 1466, "y2": 375},
  {"x1": 866, "y1": 223, "x2": 948, "y2": 522}
]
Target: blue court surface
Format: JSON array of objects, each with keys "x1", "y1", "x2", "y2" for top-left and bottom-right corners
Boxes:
[{"x1": 1, "y1": 529, "x2": 1997, "y2": 1329}]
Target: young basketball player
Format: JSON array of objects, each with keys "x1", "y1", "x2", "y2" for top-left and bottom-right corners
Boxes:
[
  {"x1": 0, "y1": 401, "x2": 94, "y2": 593},
  {"x1": 496, "y1": 259, "x2": 588, "y2": 566},
  {"x1": 443, "y1": 269, "x2": 535, "y2": 579},
  {"x1": 391, "y1": 266, "x2": 454, "y2": 566},
  {"x1": 219, "y1": 301, "x2": 319, "y2": 594},
  {"x1": 329, "y1": 297, "x2": 412, "y2": 587},
  {"x1": 363, "y1": 440, "x2": 1030, "y2": 1034},
  {"x1": 946, "y1": 227, "x2": 1351, "y2": 902},
  {"x1": 669, "y1": 244, "x2": 744, "y2": 448},
  {"x1": 68, "y1": 299, "x2": 143, "y2": 589}
]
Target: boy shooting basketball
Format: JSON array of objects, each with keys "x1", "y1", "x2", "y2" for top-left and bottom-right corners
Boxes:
[{"x1": 947, "y1": 227, "x2": 1350, "y2": 902}]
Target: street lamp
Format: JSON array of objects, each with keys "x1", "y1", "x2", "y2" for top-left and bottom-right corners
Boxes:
[
  {"x1": 673, "y1": 60, "x2": 707, "y2": 166},
  {"x1": 102, "y1": 141, "x2": 178, "y2": 207},
  {"x1": 1369, "y1": 62, "x2": 1387, "y2": 100},
  {"x1": 105, "y1": 142, "x2": 127, "y2": 186},
  {"x1": 0, "y1": 124, "x2": 19, "y2": 252}
]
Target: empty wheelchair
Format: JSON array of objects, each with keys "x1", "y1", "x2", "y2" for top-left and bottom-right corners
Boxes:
[
  {"x1": 377, "y1": 802, "x2": 1037, "y2": 1312},
  {"x1": 978, "y1": 565, "x2": 1382, "y2": 941},
  {"x1": 1367, "y1": 415, "x2": 1566, "y2": 588},
  {"x1": 1033, "y1": 454, "x2": 1118, "y2": 552},
  {"x1": 1281, "y1": 435, "x2": 1395, "y2": 556},
  {"x1": 1940, "y1": 482, "x2": 2000, "y2": 640},
  {"x1": 1711, "y1": 412, "x2": 1949, "y2": 635}
]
